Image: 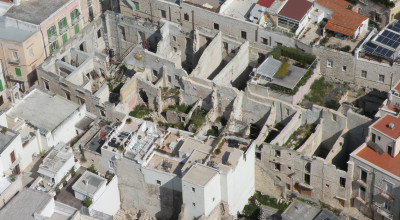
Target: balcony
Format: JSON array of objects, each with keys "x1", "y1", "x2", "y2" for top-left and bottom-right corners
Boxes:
[
  {"x1": 71, "y1": 15, "x2": 81, "y2": 25},
  {"x1": 48, "y1": 34, "x2": 58, "y2": 43},
  {"x1": 376, "y1": 206, "x2": 393, "y2": 220},
  {"x1": 8, "y1": 58, "x2": 20, "y2": 64},
  {"x1": 59, "y1": 26, "x2": 68, "y2": 35}
]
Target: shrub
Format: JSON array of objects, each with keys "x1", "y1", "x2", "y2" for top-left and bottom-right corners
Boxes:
[
  {"x1": 129, "y1": 105, "x2": 151, "y2": 119},
  {"x1": 215, "y1": 148, "x2": 221, "y2": 155},
  {"x1": 83, "y1": 198, "x2": 93, "y2": 207},
  {"x1": 320, "y1": 37, "x2": 329, "y2": 46},
  {"x1": 126, "y1": 118, "x2": 132, "y2": 124},
  {"x1": 88, "y1": 164, "x2": 98, "y2": 175},
  {"x1": 80, "y1": 157, "x2": 87, "y2": 163},
  {"x1": 341, "y1": 45, "x2": 351, "y2": 52},
  {"x1": 1, "y1": 127, "x2": 6, "y2": 134},
  {"x1": 118, "y1": 145, "x2": 124, "y2": 152}
]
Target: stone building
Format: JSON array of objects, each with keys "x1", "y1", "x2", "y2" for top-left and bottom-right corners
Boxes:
[{"x1": 350, "y1": 114, "x2": 400, "y2": 220}]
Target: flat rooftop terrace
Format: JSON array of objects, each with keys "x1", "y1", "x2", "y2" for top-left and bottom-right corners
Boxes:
[
  {"x1": 145, "y1": 154, "x2": 182, "y2": 175},
  {"x1": 0, "y1": 188, "x2": 52, "y2": 220},
  {"x1": 7, "y1": 89, "x2": 80, "y2": 132},
  {"x1": 5, "y1": 0, "x2": 71, "y2": 25}
]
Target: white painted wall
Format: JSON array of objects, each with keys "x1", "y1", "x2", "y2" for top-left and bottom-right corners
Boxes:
[
  {"x1": 182, "y1": 179, "x2": 206, "y2": 219},
  {"x1": 225, "y1": 143, "x2": 256, "y2": 215},
  {"x1": 39, "y1": 198, "x2": 55, "y2": 217},
  {"x1": 51, "y1": 105, "x2": 87, "y2": 147},
  {"x1": 370, "y1": 127, "x2": 395, "y2": 156},
  {"x1": 92, "y1": 176, "x2": 121, "y2": 216},
  {"x1": 203, "y1": 173, "x2": 221, "y2": 216},
  {"x1": 0, "y1": 112, "x2": 6, "y2": 127},
  {"x1": 142, "y1": 166, "x2": 182, "y2": 191}
]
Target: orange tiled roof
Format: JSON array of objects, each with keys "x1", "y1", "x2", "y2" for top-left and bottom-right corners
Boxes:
[
  {"x1": 372, "y1": 114, "x2": 400, "y2": 139},
  {"x1": 316, "y1": 0, "x2": 368, "y2": 36},
  {"x1": 357, "y1": 145, "x2": 400, "y2": 178},
  {"x1": 394, "y1": 82, "x2": 400, "y2": 94}
]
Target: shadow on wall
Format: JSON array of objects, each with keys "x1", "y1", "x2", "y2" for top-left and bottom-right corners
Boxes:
[{"x1": 353, "y1": 90, "x2": 387, "y2": 119}]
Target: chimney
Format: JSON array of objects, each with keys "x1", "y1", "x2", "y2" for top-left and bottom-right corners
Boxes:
[{"x1": 388, "y1": 123, "x2": 395, "y2": 129}]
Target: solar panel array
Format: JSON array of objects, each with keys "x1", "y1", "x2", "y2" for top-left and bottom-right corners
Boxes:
[
  {"x1": 390, "y1": 20, "x2": 400, "y2": 32},
  {"x1": 362, "y1": 21, "x2": 400, "y2": 60},
  {"x1": 364, "y1": 42, "x2": 395, "y2": 59},
  {"x1": 376, "y1": 30, "x2": 400, "y2": 49}
]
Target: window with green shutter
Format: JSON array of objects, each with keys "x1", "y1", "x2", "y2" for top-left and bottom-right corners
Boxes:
[
  {"x1": 15, "y1": 68, "x2": 21, "y2": 77},
  {"x1": 62, "y1": 34, "x2": 68, "y2": 44},
  {"x1": 58, "y1": 17, "x2": 68, "y2": 34},
  {"x1": 74, "y1": 24, "x2": 79, "y2": 34},
  {"x1": 49, "y1": 45, "x2": 53, "y2": 54},
  {"x1": 47, "y1": 25, "x2": 57, "y2": 40},
  {"x1": 0, "y1": 79, "x2": 3, "y2": 91},
  {"x1": 71, "y1": 9, "x2": 80, "y2": 24}
]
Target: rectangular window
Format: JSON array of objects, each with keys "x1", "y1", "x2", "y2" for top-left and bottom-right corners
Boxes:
[
  {"x1": 385, "y1": 182, "x2": 393, "y2": 195},
  {"x1": 342, "y1": 66, "x2": 347, "y2": 71},
  {"x1": 47, "y1": 25, "x2": 57, "y2": 40},
  {"x1": 65, "y1": 91, "x2": 70, "y2": 100},
  {"x1": 361, "y1": 70, "x2": 367, "y2": 78},
  {"x1": 275, "y1": 163, "x2": 281, "y2": 171},
  {"x1": 359, "y1": 186, "x2": 366, "y2": 200},
  {"x1": 58, "y1": 17, "x2": 68, "y2": 34},
  {"x1": 74, "y1": 24, "x2": 80, "y2": 34},
  {"x1": 184, "y1": 13, "x2": 189, "y2": 21},
  {"x1": 277, "y1": 42, "x2": 282, "y2": 46},
  {"x1": 120, "y1": 26, "x2": 126, "y2": 41},
  {"x1": 78, "y1": 97, "x2": 85, "y2": 105},
  {"x1": 49, "y1": 40, "x2": 59, "y2": 55},
  {"x1": 214, "y1": 23, "x2": 219, "y2": 30},
  {"x1": 241, "y1": 31, "x2": 247, "y2": 39},
  {"x1": 275, "y1": 150, "x2": 281, "y2": 157},
  {"x1": 305, "y1": 162, "x2": 311, "y2": 173},
  {"x1": 327, "y1": 60, "x2": 333, "y2": 68},
  {"x1": 62, "y1": 33, "x2": 68, "y2": 44},
  {"x1": 387, "y1": 146, "x2": 393, "y2": 156},
  {"x1": 0, "y1": 79, "x2": 3, "y2": 91},
  {"x1": 15, "y1": 68, "x2": 21, "y2": 77},
  {"x1": 29, "y1": 48, "x2": 34, "y2": 57},
  {"x1": 12, "y1": 51, "x2": 18, "y2": 61},
  {"x1": 109, "y1": 160, "x2": 115, "y2": 168},
  {"x1": 191, "y1": 187, "x2": 195, "y2": 192},
  {"x1": 70, "y1": 9, "x2": 80, "y2": 24},
  {"x1": 97, "y1": 29, "x2": 101, "y2": 38},
  {"x1": 379, "y1": 74, "x2": 385, "y2": 82},
  {"x1": 360, "y1": 169, "x2": 367, "y2": 183},
  {"x1": 340, "y1": 177, "x2": 346, "y2": 187},
  {"x1": 156, "y1": 180, "x2": 161, "y2": 185},
  {"x1": 372, "y1": 133, "x2": 376, "y2": 142},
  {"x1": 43, "y1": 79, "x2": 50, "y2": 90},
  {"x1": 384, "y1": 201, "x2": 392, "y2": 211},
  {"x1": 174, "y1": 75, "x2": 179, "y2": 81},
  {"x1": 262, "y1": 37, "x2": 268, "y2": 45},
  {"x1": 160, "y1": 10, "x2": 166, "y2": 18},
  {"x1": 153, "y1": 69, "x2": 158, "y2": 76},
  {"x1": 304, "y1": 173, "x2": 310, "y2": 185}
]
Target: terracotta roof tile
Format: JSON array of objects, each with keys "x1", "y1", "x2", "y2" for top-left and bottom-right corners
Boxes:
[
  {"x1": 316, "y1": 0, "x2": 368, "y2": 36},
  {"x1": 357, "y1": 145, "x2": 400, "y2": 178},
  {"x1": 257, "y1": 0, "x2": 275, "y2": 8},
  {"x1": 372, "y1": 114, "x2": 400, "y2": 139},
  {"x1": 278, "y1": 0, "x2": 313, "y2": 21}
]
